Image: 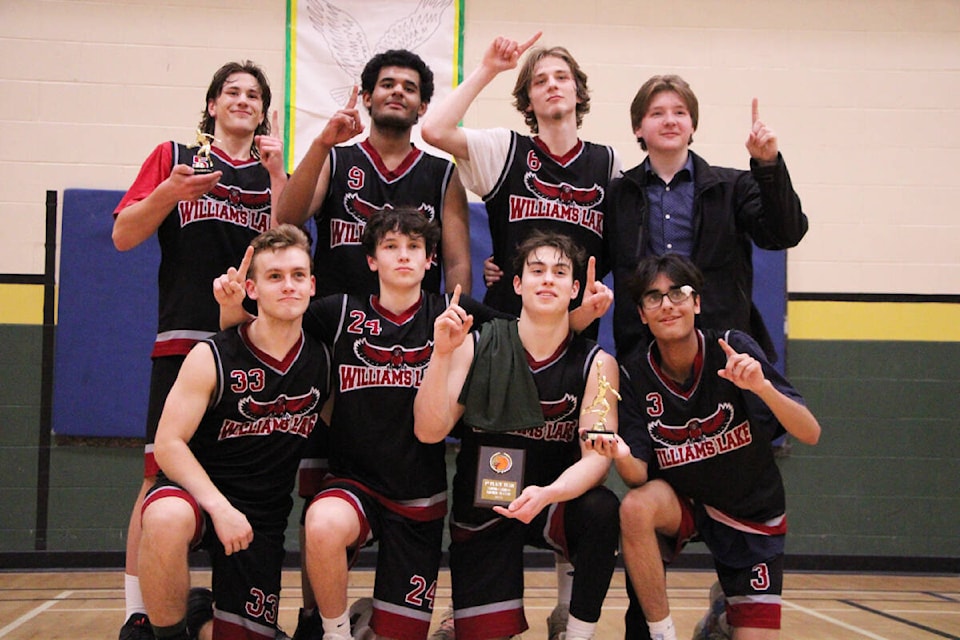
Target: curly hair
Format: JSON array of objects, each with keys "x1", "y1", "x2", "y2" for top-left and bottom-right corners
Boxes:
[{"x1": 360, "y1": 49, "x2": 435, "y2": 105}]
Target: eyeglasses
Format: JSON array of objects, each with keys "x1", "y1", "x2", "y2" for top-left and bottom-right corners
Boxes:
[{"x1": 640, "y1": 285, "x2": 695, "y2": 310}]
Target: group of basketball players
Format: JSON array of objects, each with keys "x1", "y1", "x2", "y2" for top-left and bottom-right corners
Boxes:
[{"x1": 113, "y1": 27, "x2": 817, "y2": 640}]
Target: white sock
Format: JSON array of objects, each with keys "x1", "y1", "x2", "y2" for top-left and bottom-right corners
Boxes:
[
  {"x1": 124, "y1": 574, "x2": 146, "y2": 619},
  {"x1": 564, "y1": 613, "x2": 596, "y2": 639},
  {"x1": 555, "y1": 556, "x2": 574, "y2": 605},
  {"x1": 647, "y1": 615, "x2": 677, "y2": 640},
  {"x1": 321, "y1": 610, "x2": 351, "y2": 638}
]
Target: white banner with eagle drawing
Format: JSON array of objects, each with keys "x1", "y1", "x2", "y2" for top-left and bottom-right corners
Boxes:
[{"x1": 285, "y1": 0, "x2": 463, "y2": 170}]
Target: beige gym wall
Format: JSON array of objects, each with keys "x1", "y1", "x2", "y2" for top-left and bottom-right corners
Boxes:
[{"x1": 1, "y1": 0, "x2": 958, "y2": 296}]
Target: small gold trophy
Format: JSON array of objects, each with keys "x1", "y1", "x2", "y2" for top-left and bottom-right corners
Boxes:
[
  {"x1": 191, "y1": 128, "x2": 216, "y2": 174},
  {"x1": 580, "y1": 359, "x2": 621, "y2": 441}
]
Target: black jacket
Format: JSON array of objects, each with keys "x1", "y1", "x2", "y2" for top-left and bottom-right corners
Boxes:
[{"x1": 606, "y1": 151, "x2": 808, "y2": 359}]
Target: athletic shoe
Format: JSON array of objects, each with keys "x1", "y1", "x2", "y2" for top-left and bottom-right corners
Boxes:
[
  {"x1": 691, "y1": 581, "x2": 731, "y2": 640},
  {"x1": 546, "y1": 603, "x2": 569, "y2": 640},
  {"x1": 119, "y1": 613, "x2": 155, "y2": 640},
  {"x1": 291, "y1": 608, "x2": 322, "y2": 640},
  {"x1": 349, "y1": 597, "x2": 375, "y2": 640},
  {"x1": 186, "y1": 587, "x2": 214, "y2": 639},
  {"x1": 428, "y1": 605, "x2": 455, "y2": 640}
]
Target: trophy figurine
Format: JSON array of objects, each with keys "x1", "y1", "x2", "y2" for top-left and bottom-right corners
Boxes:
[
  {"x1": 580, "y1": 359, "x2": 621, "y2": 441},
  {"x1": 191, "y1": 128, "x2": 216, "y2": 174}
]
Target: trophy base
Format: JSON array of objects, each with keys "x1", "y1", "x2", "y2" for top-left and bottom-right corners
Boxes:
[
  {"x1": 192, "y1": 155, "x2": 215, "y2": 175},
  {"x1": 580, "y1": 429, "x2": 613, "y2": 442}
]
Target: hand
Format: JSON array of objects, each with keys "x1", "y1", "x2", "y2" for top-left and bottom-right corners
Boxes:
[
  {"x1": 255, "y1": 110, "x2": 285, "y2": 175},
  {"x1": 577, "y1": 256, "x2": 612, "y2": 320},
  {"x1": 214, "y1": 245, "x2": 253, "y2": 308},
  {"x1": 492, "y1": 484, "x2": 549, "y2": 523},
  {"x1": 717, "y1": 338, "x2": 765, "y2": 392},
  {"x1": 209, "y1": 503, "x2": 254, "y2": 556},
  {"x1": 745, "y1": 98, "x2": 779, "y2": 163},
  {"x1": 433, "y1": 284, "x2": 473, "y2": 355},
  {"x1": 318, "y1": 86, "x2": 364, "y2": 147},
  {"x1": 166, "y1": 163, "x2": 222, "y2": 201},
  {"x1": 481, "y1": 32, "x2": 542, "y2": 74},
  {"x1": 580, "y1": 431, "x2": 631, "y2": 459},
  {"x1": 483, "y1": 255, "x2": 503, "y2": 288}
]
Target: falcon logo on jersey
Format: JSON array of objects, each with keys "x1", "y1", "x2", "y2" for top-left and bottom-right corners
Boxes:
[
  {"x1": 355, "y1": 339, "x2": 432, "y2": 368},
  {"x1": 219, "y1": 388, "x2": 322, "y2": 440},
  {"x1": 506, "y1": 393, "x2": 578, "y2": 442},
  {"x1": 506, "y1": 173, "x2": 604, "y2": 237},
  {"x1": 178, "y1": 183, "x2": 271, "y2": 233},
  {"x1": 339, "y1": 339, "x2": 433, "y2": 391},
  {"x1": 652, "y1": 403, "x2": 733, "y2": 445},
  {"x1": 329, "y1": 195, "x2": 437, "y2": 248},
  {"x1": 524, "y1": 173, "x2": 604, "y2": 208},
  {"x1": 238, "y1": 389, "x2": 322, "y2": 419},
  {"x1": 541, "y1": 394, "x2": 578, "y2": 422},
  {"x1": 648, "y1": 403, "x2": 753, "y2": 468}
]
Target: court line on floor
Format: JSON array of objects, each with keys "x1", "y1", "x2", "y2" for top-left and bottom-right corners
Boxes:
[
  {"x1": 0, "y1": 590, "x2": 74, "y2": 638},
  {"x1": 841, "y1": 600, "x2": 960, "y2": 639},
  {"x1": 926, "y1": 591, "x2": 960, "y2": 603},
  {"x1": 782, "y1": 598, "x2": 890, "y2": 640}
]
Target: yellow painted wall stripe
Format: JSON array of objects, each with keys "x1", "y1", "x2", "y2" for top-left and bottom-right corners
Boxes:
[
  {"x1": 4, "y1": 285, "x2": 956, "y2": 342},
  {"x1": 789, "y1": 300, "x2": 960, "y2": 342},
  {"x1": 0, "y1": 284, "x2": 45, "y2": 324}
]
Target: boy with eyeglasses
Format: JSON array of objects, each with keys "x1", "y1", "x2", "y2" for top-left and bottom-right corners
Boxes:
[{"x1": 586, "y1": 253, "x2": 821, "y2": 640}]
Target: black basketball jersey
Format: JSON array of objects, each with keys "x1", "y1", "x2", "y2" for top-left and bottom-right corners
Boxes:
[
  {"x1": 452, "y1": 331, "x2": 601, "y2": 525},
  {"x1": 314, "y1": 141, "x2": 454, "y2": 297},
  {"x1": 182, "y1": 323, "x2": 331, "y2": 527},
  {"x1": 303, "y1": 291, "x2": 500, "y2": 505},
  {"x1": 620, "y1": 329, "x2": 802, "y2": 522},
  {"x1": 480, "y1": 133, "x2": 616, "y2": 317},
  {"x1": 147, "y1": 143, "x2": 272, "y2": 356}
]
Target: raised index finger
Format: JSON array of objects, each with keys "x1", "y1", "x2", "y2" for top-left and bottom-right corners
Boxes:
[
  {"x1": 751, "y1": 98, "x2": 760, "y2": 125},
  {"x1": 271, "y1": 109, "x2": 280, "y2": 134},
  {"x1": 718, "y1": 337, "x2": 737, "y2": 358},
  {"x1": 585, "y1": 255, "x2": 596, "y2": 288},
  {"x1": 449, "y1": 283, "x2": 462, "y2": 308},
  {"x1": 345, "y1": 85, "x2": 359, "y2": 110},
  {"x1": 518, "y1": 31, "x2": 543, "y2": 55},
  {"x1": 237, "y1": 245, "x2": 254, "y2": 281}
]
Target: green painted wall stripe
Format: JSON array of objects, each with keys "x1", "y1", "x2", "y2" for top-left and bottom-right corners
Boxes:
[{"x1": 788, "y1": 300, "x2": 960, "y2": 342}]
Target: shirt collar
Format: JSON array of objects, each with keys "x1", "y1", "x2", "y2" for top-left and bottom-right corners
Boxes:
[{"x1": 643, "y1": 153, "x2": 695, "y2": 185}]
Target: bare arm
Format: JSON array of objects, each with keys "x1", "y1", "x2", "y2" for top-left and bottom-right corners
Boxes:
[
  {"x1": 494, "y1": 350, "x2": 617, "y2": 523},
  {"x1": 113, "y1": 165, "x2": 222, "y2": 251},
  {"x1": 440, "y1": 167, "x2": 471, "y2": 294},
  {"x1": 254, "y1": 110, "x2": 289, "y2": 227},
  {"x1": 414, "y1": 286, "x2": 474, "y2": 443},
  {"x1": 421, "y1": 32, "x2": 542, "y2": 159},
  {"x1": 580, "y1": 355, "x2": 650, "y2": 487},
  {"x1": 717, "y1": 338, "x2": 821, "y2": 445},
  {"x1": 154, "y1": 343, "x2": 254, "y2": 555},
  {"x1": 275, "y1": 87, "x2": 363, "y2": 226}
]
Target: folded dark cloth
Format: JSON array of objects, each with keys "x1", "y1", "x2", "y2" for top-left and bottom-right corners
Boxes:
[{"x1": 459, "y1": 318, "x2": 543, "y2": 432}]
